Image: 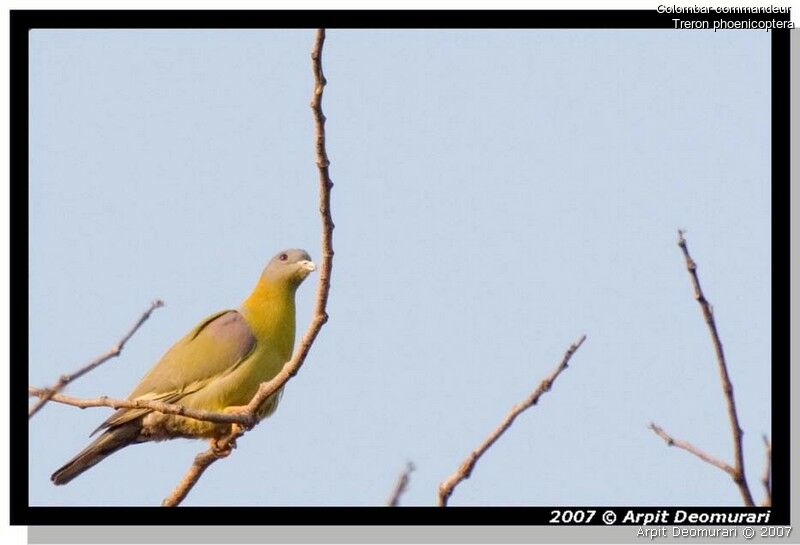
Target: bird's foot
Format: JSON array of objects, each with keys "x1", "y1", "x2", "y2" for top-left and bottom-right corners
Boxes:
[
  {"x1": 210, "y1": 435, "x2": 238, "y2": 457},
  {"x1": 209, "y1": 423, "x2": 247, "y2": 457}
]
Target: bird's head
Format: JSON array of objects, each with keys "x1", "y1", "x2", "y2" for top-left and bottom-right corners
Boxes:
[{"x1": 261, "y1": 248, "x2": 316, "y2": 291}]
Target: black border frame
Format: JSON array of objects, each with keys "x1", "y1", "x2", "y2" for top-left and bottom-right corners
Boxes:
[{"x1": 12, "y1": 9, "x2": 789, "y2": 526}]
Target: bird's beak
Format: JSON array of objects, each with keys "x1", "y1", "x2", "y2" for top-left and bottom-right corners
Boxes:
[{"x1": 298, "y1": 260, "x2": 316, "y2": 273}]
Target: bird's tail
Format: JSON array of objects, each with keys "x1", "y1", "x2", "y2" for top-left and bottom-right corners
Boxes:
[{"x1": 51, "y1": 425, "x2": 140, "y2": 486}]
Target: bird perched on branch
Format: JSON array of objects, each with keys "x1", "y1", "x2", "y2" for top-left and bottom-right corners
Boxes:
[{"x1": 51, "y1": 249, "x2": 316, "y2": 485}]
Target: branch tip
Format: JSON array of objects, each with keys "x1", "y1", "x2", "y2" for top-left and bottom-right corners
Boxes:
[
  {"x1": 672, "y1": 231, "x2": 754, "y2": 506},
  {"x1": 386, "y1": 462, "x2": 415, "y2": 507},
  {"x1": 29, "y1": 299, "x2": 164, "y2": 418},
  {"x1": 437, "y1": 334, "x2": 586, "y2": 506}
]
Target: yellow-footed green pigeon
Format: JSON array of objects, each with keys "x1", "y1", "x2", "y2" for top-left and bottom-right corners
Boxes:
[{"x1": 51, "y1": 249, "x2": 315, "y2": 485}]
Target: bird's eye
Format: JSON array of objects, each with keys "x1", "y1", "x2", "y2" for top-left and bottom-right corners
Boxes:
[{"x1": 279, "y1": 253, "x2": 288, "y2": 262}]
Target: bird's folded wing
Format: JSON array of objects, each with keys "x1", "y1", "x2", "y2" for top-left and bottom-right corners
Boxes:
[{"x1": 92, "y1": 309, "x2": 257, "y2": 434}]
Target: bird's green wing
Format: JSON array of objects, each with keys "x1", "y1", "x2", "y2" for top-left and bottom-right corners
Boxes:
[{"x1": 93, "y1": 309, "x2": 257, "y2": 434}]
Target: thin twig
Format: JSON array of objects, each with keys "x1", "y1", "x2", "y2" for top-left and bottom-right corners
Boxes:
[
  {"x1": 386, "y1": 462, "x2": 415, "y2": 507},
  {"x1": 649, "y1": 423, "x2": 736, "y2": 476},
  {"x1": 161, "y1": 443, "x2": 238, "y2": 507},
  {"x1": 28, "y1": 300, "x2": 164, "y2": 418},
  {"x1": 761, "y1": 435, "x2": 772, "y2": 507},
  {"x1": 437, "y1": 335, "x2": 587, "y2": 507},
  {"x1": 28, "y1": 387, "x2": 253, "y2": 427},
  {"x1": 676, "y1": 230, "x2": 754, "y2": 506},
  {"x1": 162, "y1": 28, "x2": 335, "y2": 507}
]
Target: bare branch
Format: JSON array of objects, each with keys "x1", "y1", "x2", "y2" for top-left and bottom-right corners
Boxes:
[
  {"x1": 29, "y1": 300, "x2": 164, "y2": 418},
  {"x1": 649, "y1": 422, "x2": 736, "y2": 476},
  {"x1": 761, "y1": 435, "x2": 772, "y2": 507},
  {"x1": 437, "y1": 335, "x2": 587, "y2": 507},
  {"x1": 161, "y1": 431, "x2": 244, "y2": 507},
  {"x1": 386, "y1": 462, "x2": 415, "y2": 507},
  {"x1": 162, "y1": 28, "x2": 335, "y2": 507},
  {"x1": 28, "y1": 387, "x2": 253, "y2": 427},
  {"x1": 675, "y1": 230, "x2": 754, "y2": 506}
]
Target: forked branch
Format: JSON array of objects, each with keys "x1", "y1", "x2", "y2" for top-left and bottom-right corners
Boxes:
[{"x1": 649, "y1": 231, "x2": 754, "y2": 506}]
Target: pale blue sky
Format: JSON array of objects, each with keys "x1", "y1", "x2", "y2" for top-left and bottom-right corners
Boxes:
[{"x1": 28, "y1": 29, "x2": 772, "y2": 507}]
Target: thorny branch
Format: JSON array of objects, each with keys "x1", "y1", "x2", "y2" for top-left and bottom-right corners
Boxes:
[
  {"x1": 28, "y1": 300, "x2": 164, "y2": 418},
  {"x1": 162, "y1": 28, "x2": 334, "y2": 507},
  {"x1": 437, "y1": 335, "x2": 587, "y2": 507},
  {"x1": 649, "y1": 230, "x2": 754, "y2": 506}
]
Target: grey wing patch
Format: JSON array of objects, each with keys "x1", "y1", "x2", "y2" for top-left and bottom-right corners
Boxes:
[
  {"x1": 198, "y1": 310, "x2": 257, "y2": 353},
  {"x1": 91, "y1": 310, "x2": 257, "y2": 435}
]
